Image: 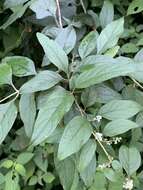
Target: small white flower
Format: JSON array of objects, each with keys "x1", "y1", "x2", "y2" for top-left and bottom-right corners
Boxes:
[
  {"x1": 113, "y1": 137, "x2": 122, "y2": 144},
  {"x1": 123, "y1": 178, "x2": 133, "y2": 190},
  {"x1": 95, "y1": 115, "x2": 102, "y2": 122},
  {"x1": 98, "y1": 163, "x2": 106, "y2": 169},
  {"x1": 104, "y1": 138, "x2": 113, "y2": 145},
  {"x1": 98, "y1": 162, "x2": 112, "y2": 170},
  {"x1": 95, "y1": 132, "x2": 103, "y2": 141}
]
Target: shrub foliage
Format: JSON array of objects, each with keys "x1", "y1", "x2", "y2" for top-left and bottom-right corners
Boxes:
[{"x1": 0, "y1": 0, "x2": 143, "y2": 189}]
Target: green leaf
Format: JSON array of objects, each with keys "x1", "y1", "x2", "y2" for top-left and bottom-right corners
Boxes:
[
  {"x1": 1, "y1": 160, "x2": 13, "y2": 169},
  {"x1": 30, "y1": 0, "x2": 56, "y2": 19},
  {"x1": 1, "y1": 27, "x2": 23, "y2": 59},
  {"x1": 104, "y1": 168, "x2": 119, "y2": 182},
  {"x1": 20, "y1": 71, "x2": 62, "y2": 94},
  {"x1": 37, "y1": 32, "x2": 69, "y2": 73},
  {"x1": 103, "y1": 119, "x2": 138, "y2": 137},
  {"x1": 80, "y1": 155, "x2": 96, "y2": 187},
  {"x1": 78, "y1": 139, "x2": 96, "y2": 172},
  {"x1": 31, "y1": 87, "x2": 74, "y2": 146},
  {"x1": 34, "y1": 149, "x2": 48, "y2": 172},
  {"x1": 4, "y1": 0, "x2": 28, "y2": 8},
  {"x1": 134, "y1": 48, "x2": 143, "y2": 62},
  {"x1": 89, "y1": 171, "x2": 106, "y2": 190},
  {"x1": 15, "y1": 164, "x2": 26, "y2": 177},
  {"x1": 99, "y1": 0, "x2": 114, "y2": 28},
  {"x1": 97, "y1": 18, "x2": 124, "y2": 54},
  {"x1": 2, "y1": 56, "x2": 36, "y2": 77},
  {"x1": 130, "y1": 62, "x2": 143, "y2": 83},
  {"x1": 119, "y1": 145, "x2": 141, "y2": 176},
  {"x1": 75, "y1": 61, "x2": 135, "y2": 89},
  {"x1": 28, "y1": 176, "x2": 38, "y2": 186},
  {"x1": 81, "y1": 84, "x2": 122, "y2": 107},
  {"x1": 58, "y1": 116, "x2": 92, "y2": 160},
  {"x1": 121, "y1": 43, "x2": 139, "y2": 53},
  {"x1": 0, "y1": 101, "x2": 17, "y2": 144},
  {"x1": 0, "y1": 173, "x2": 5, "y2": 185},
  {"x1": 5, "y1": 171, "x2": 19, "y2": 190},
  {"x1": 122, "y1": 85, "x2": 143, "y2": 106},
  {"x1": 99, "y1": 100, "x2": 142, "y2": 120},
  {"x1": 56, "y1": 26, "x2": 77, "y2": 54},
  {"x1": 127, "y1": 0, "x2": 143, "y2": 15},
  {"x1": 19, "y1": 94, "x2": 36, "y2": 137},
  {"x1": 105, "y1": 46, "x2": 120, "y2": 57},
  {"x1": 0, "y1": 3, "x2": 29, "y2": 30},
  {"x1": 0, "y1": 63, "x2": 12, "y2": 86},
  {"x1": 43, "y1": 172, "x2": 55, "y2": 184},
  {"x1": 137, "y1": 38, "x2": 143, "y2": 46},
  {"x1": 46, "y1": 127, "x2": 64, "y2": 144},
  {"x1": 55, "y1": 156, "x2": 79, "y2": 190},
  {"x1": 78, "y1": 31, "x2": 99, "y2": 59},
  {"x1": 16, "y1": 152, "x2": 34, "y2": 165}
]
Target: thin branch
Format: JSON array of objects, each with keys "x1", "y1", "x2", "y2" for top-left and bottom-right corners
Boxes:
[
  {"x1": 0, "y1": 83, "x2": 19, "y2": 104},
  {"x1": 92, "y1": 132, "x2": 113, "y2": 163},
  {"x1": 0, "y1": 92, "x2": 18, "y2": 104},
  {"x1": 80, "y1": 0, "x2": 86, "y2": 13},
  {"x1": 75, "y1": 98, "x2": 84, "y2": 116},
  {"x1": 11, "y1": 82, "x2": 19, "y2": 93},
  {"x1": 74, "y1": 97, "x2": 113, "y2": 163},
  {"x1": 56, "y1": 0, "x2": 63, "y2": 28},
  {"x1": 131, "y1": 77, "x2": 143, "y2": 90}
]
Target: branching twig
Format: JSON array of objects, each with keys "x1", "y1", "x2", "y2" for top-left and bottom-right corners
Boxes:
[
  {"x1": 92, "y1": 132, "x2": 113, "y2": 163},
  {"x1": 11, "y1": 82, "x2": 19, "y2": 93},
  {"x1": 80, "y1": 0, "x2": 86, "y2": 13},
  {"x1": 0, "y1": 83, "x2": 19, "y2": 104},
  {"x1": 74, "y1": 97, "x2": 113, "y2": 163},
  {"x1": 56, "y1": 0, "x2": 63, "y2": 28},
  {"x1": 74, "y1": 98, "x2": 84, "y2": 116},
  {"x1": 0, "y1": 92, "x2": 18, "y2": 104},
  {"x1": 131, "y1": 77, "x2": 143, "y2": 90}
]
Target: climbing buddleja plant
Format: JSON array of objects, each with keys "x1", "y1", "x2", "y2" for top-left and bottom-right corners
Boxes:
[{"x1": 1, "y1": 0, "x2": 143, "y2": 189}]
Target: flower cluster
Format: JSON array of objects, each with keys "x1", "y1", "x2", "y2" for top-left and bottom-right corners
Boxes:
[
  {"x1": 104, "y1": 137, "x2": 122, "y2": 145},
  {"x1": 98, "y1": 162, "x2": 112, "y2": 170},
  {"x1": 94, "y1": 132, "x2": 122, "y2": 145},
  {"x1": 123, "y1": 178, "x2": 133, "y2": 190}
]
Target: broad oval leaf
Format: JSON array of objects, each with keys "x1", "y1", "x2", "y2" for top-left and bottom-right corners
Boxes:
[
  {"x1": 20, "y1": 70, "x2": 62, "y2": 94},
  {"x1": 78, "y1": 31, "x2": 99, "y2": 59},
  {"x1": 56, "y1": 26, "x2": 77, "y2": 54},
  {"x1": 30, "y1": 0, "x2": 56, "y2": 19},
  {"x1": 81, "y1": 84, "x2": 122, "y2": 107},
  {"x1": 16, "y1": 152, "x2": 34, "y2": 165},
  {"x1": 130, "y1": 62, "x2": 143, "y2": 83},
  {"x1": 99, "y1": 100, "x2": 142, "y2": 120},
  {"x1": 99, "y1": 0, "x2": 114, "y2": 28},
  {"x1": 4, "y1": 0, "x2": 28, "y2": 8},
  {"x1": 75, "y1": 61, "x2": 135, "y2": 89},
  {"x1": 31, "y1": 87, "x2": 74, "y2": 146},
  {"x1": 0, "y1": 3, "x2": 29, "y2": 30},
  {"x1": 5, "y1": 171, "x2": 19, "y2": 190},
  {"x1": 127, "y1": 0, "x2": 143, "y2": 15},
  {"x1": 55, "y1": 156, "x2": 79, "y2": 190},
  {"x1": 78, "y1": 139, "x2": 96, "y2": 172},
  {"x1": 97, "y1": 18, "x2": 124, "y2": 54},
  {"x1": 0, "y1": 101, "x2": 17, "y2": 144},
  {"x1": 58, "y1": 116, "x2": 92, "y2": 160},
  {"x1": 2, "y1": 56, "x2": 36, "y2": 77},
  {"x1": 119, "y1": 145, "x2": 141, "y2": 176},
  {"x1": 0, "y1": 63, "x2": 12, "y2": 86},
  {"x1": 19, "y1": 94, "x2": 36, "y2": 137},
  {"x1": 37, "y1": 32, "x2": 69, "y2": 73},
  {"x1": 80, "y1": 155, "x2": 96, "y2": 187},
  {"x1": 103, "y1": 119, "x2": 138, "y2": 137}
]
